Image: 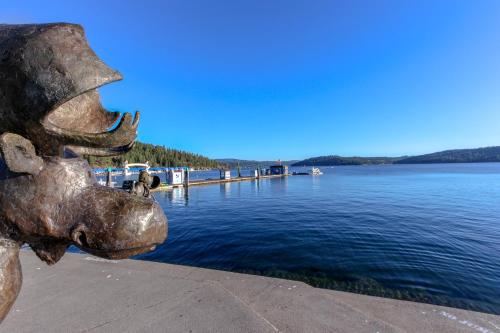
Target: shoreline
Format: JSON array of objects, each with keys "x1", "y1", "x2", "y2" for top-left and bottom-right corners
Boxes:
[{"x1": 2, "y1": 251, "x2": 499, "y2": 332}]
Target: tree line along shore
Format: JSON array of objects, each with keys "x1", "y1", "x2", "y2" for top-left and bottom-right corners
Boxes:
[
  {"x1": 292, "y1": 146, "x2": 500, "y2": 166},
  {"x1": 84, "y1": 142, "x2": 221, "y2": 169},
  {"x1": 84, "y1": 143, "x2": 500, "y2": 169}
]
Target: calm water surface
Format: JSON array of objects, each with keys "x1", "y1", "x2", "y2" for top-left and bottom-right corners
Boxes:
[{"x1": 120, "y1": 164, "x2": 499, "y2": 313}]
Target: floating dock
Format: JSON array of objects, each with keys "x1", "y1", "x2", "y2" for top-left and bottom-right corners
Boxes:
[
  {"x1": 2, "y1": 251, "x2": 498, "y2": 332},
  {"x1": 152, "y1": 174, "x2": 287, "y2": 192}
]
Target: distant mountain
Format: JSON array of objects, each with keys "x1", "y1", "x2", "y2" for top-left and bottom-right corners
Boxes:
[
  {"x1": 292, "y1": 146, "x2": 500, "y2": 166},
  {"x1": 292, "y1": 156, "x2": 403, "y2": 166},
  {"x1": 96, "y1": 144, "x2": 500, "y2": 170},
  {"x1": 395, "y1": 146, "x2": 500, "y2": 164},
  {"x1": 216, "y1": 158, "x2": 299, "y2": 169}
]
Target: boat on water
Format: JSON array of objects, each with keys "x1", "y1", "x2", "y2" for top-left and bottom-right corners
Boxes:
[
  {"x1": 311, "y1": 167, "x2": 323, "y2": 175},
  {"x1": 292, "y1": 171, "x2": 309, "y2": 175}
]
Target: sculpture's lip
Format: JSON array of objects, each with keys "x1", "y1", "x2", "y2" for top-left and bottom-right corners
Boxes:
[
  {"x1": 43, "y1": 87, "x2": 121, "y2": 130},
  {"x1": 79, "y1": 244, "x2": 160, "y2": 260},
  {"x1": 40, "y1": 87, "x2": 139, "y2": 157},
  {"x1": 47, "y1": 73, "x2": 123, "y2": 114}
]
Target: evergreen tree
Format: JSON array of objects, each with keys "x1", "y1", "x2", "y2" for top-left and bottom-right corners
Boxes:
[{"x1": 84, "y1": 142, "x2": 222, "y2": 169}]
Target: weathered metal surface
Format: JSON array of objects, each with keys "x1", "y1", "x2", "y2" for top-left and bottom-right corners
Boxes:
[
  {"x1": 0, "y1": 239, "x2": 21, "y2": 323},
  {"x1": 0, "y1": 23, "x2": 168, "y2": 322},
  {"x1": 0, "y1": 23, "x2": 137, "y2": 156}
]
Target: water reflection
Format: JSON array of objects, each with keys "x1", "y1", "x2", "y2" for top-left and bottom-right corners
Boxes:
[
  {"x1": 220, "y1": 182, "x2": 231, "y2": 198},
  {"x1": 251, "y1": 178, "x2": 260, "y2": 193},
  {"x1": 268, "y1": 175, "x2": 288, "y2": 194},
  {"x1": 165, "y1": 187, "x2": 188, "y2": 206}
]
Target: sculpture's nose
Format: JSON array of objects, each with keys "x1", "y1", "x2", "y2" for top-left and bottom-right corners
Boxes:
[
  {"x1": 74, "y1": 186, "x2": 168, "y2": 257},
  {"x1": 149, "y1": 202, "x2": 167, "y2": 245},
  {"x1": 113, "y1": 196, "x2": 167, "y2": 250}
]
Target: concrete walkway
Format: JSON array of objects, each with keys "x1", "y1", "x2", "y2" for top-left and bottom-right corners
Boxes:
[{"x1": 1, "y1": 252, "x2": 499, "y2": 333}]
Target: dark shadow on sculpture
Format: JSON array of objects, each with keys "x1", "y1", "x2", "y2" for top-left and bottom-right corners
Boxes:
[{"x1": 0, "y1": 23, "x2": 167, "y2": 322}]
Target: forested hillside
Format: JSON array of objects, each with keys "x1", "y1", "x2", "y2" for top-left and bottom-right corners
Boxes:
[
  {"x1": 292, "y1": 146, "x2": 500, "y2": 166},
  {"x1": 292, "y1": 155, "x2": 402, "y2": 166},
  {"x1": 85, "y1": 144, "x2": 500, "y2": 169},
  {"x1": 395, "y1": 146, "x2": 500, "y2": 164},
  {"x1": 85, "y1": 142, "x2": 221, "y2": 169},
  {"x1": 215, "y1": 158, "x2": 299, "y2": 168}
]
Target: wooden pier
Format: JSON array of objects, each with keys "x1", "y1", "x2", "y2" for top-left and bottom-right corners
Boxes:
[
  {"x1": 97, "y1": 163, "x2": 299, "y2": 192},
  {"x1": 151, "y1": 174, "x2": 288, "y2": 192}
]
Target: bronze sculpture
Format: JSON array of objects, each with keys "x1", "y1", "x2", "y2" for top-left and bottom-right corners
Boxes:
[
  {"x1": 124, "y1": 170, "x2": 162, "y2": 197},
  {"x1": 0, "y1": 23, "x2": 168, "y2": 322},
  {"x1": 0, "y1": 23, "x2": 137, "y2": 156}
]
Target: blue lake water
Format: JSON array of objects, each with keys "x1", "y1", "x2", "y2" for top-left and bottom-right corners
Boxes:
[{"x1": 104, "y1": 163, "x2": 500, "y2": 314}]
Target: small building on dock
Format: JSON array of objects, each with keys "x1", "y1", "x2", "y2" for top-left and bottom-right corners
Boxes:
[
  {"x1": 167, "y1": 169, "x2": 185, "y2": 185},
  {"x1": 220, "y1": 169, "x2": 231, "y2": 180},
  {"x1": 269, "y1": 165, "x2": 288, "y2": 175}
]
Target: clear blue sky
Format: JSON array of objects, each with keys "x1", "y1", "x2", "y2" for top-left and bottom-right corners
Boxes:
[{"x1": 2, "y1": 1, "x2": 499, "y2": 160}]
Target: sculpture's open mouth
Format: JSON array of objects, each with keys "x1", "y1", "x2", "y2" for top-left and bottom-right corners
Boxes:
[{"x1": 41, "y1": 89, "x2": 139, "y2": 156}]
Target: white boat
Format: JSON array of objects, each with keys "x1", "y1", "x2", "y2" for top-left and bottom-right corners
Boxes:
[{"x1": 311, "y1": 167, "x2": 323, "y2": 175}]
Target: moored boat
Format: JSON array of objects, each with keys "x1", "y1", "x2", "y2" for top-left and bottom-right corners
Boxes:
[{"x1": 311, "y1": 167, "x2": 323, "y2": 175}]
